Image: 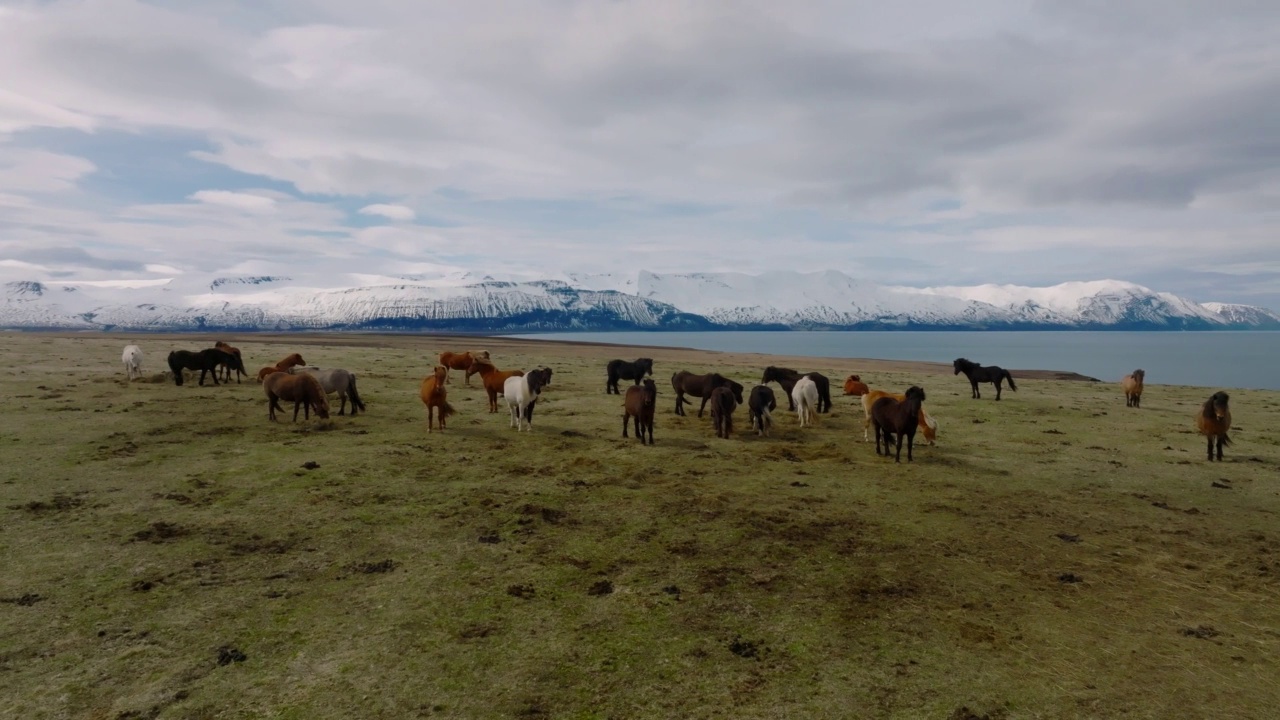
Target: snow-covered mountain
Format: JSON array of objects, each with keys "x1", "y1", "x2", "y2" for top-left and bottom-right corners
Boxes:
[{"x1": 1, "y1": 272, "x2": 1276, "y2": 332}]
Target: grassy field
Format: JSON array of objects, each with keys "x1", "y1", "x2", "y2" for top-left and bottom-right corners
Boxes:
[{"x1": 1, "y1": 331, "x2": 1278, "y2": 720}]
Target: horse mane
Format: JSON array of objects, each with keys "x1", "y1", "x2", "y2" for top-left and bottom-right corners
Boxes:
[{"x1": 1202, "y1": 392, "x2": 1229, "y2": 420}]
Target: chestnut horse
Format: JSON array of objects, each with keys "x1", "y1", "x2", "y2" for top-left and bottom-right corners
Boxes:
[
  {"x1": 469, "y1": 358, "x2": 525, "y2": 413},
  {"x1": 213, "y1": 341, "x2": 246, "y2": 383},
  {"x1": 842, "y1": 374, "x2": 869, "y2": 396},
  {"x1": 622, "y1": 378, "x2": 658, "y2": 445},
  {"x1": 419, "y1": 365, "x2": 456, "y2": 432},
  {"x1": 439, "y1": 350, "x2": 489, "y2": 385},
  {"x1": 1122, "y1": 369, "x2": 1145, "y2": 408},
  {"x1": 871, "y1": 386, "x2": 927, "y2": 463},
  {"x1": 861, "y1": 389, "x2": 938, "y2": 445},
  {"x1": 262, "y1": 371, "x2": 330, "y2": 422},
  {"x1": 1196, "y1": 391, "x2": 1232, "y2": 461},
  {"x1": 256, "y1": 353, "x2": 306, "y2": 382}
]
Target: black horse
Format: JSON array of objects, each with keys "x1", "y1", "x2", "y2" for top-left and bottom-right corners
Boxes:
[
  {"x1": 760, "y1": 366, "x2": 832, "y2": 413},
  {"x1": 953, "y1": 358, "x2": 1017, "y2": 400},
  {"x1": 168, "y1": 349, "x2": 236, "y2": 387},
  {"x1": 606, "y1": 358, "x2": 654, "y2": 394}
]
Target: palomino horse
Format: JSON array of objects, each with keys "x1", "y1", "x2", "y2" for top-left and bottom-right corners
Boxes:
[
  {"x1": 871, "y1": 386, "x2": 927, "y2": 463},
  {"x1": 1196, "y1": 391, "x2": 1232, "y2": 461},
  {"x1": 761, "y1": 366, "x2": 833, "y2": 413},
  {"x1": 1122, "y1": 369, "x2": 1145, "y2": 408},
  {"x1": 606, "y1": 358, "x2": 654, "y2": 394},
  {"x1": 504, "y1": 368, "x2": 549, "y2": 432},
  {"x1": 953, "y1": 358, "x2": 1017, "y2": 400},
  {"x1": 262, "y1": 371, "x2": 330, "y2": 422},
  {"x1": 861, "y1": 389, "x2": 938, "y2": 445},
  {"x1": 213, "y1": 341, "x2": 246, "y2": 383},
  {"x1": 842, "y1": 374, "x2": 869, "y2": 396},
  {"x1": 168, "y1": 348, "x2": 235, "y2": 386},
  {"x1": 670, "y1": 371, "x2": 744, "y2": 418},
  {"x1": 293, "y1": 367, "x2": 367, "y2": 415},
  {"x1": 622, "y1": 378, "x2": 658, "y2": 445},
  {"x1": 748, "y1": 385, "x2": 776, "y2": 437},
  {"x1": 256, "y1": 353, "x2": 306, "y2": 382},
  {"x1": 792, "y1": 376, "x2": 820, "y2": 428},
  {"x1": 122, "y1": 345, "x2": 143, "y2": 381},
  {"x1": 469, "y1": 358, "x2": 525, "y2": 413},
  {"x1": 419, "y1": 365, "x2": 456, "y2": 432},
  {"x1": 439, "y1": 350, "x2": 489, "y2": 385}
]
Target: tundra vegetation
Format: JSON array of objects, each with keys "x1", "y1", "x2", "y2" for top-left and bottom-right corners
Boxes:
[{"x1": 2, "y1": 332, "x2": 1279, "y2": 719}]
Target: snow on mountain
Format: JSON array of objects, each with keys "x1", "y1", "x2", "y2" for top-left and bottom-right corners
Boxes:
[{"x1": 1, "y1": 272, "x2": 1276, "y2": 331}]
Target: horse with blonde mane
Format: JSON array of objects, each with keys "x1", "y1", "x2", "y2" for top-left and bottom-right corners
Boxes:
[
  {"x1": 419, "y1": 365, "x2": 456, "y2": 432},
  {"x1": 1122, "y1": 369, "x2": 1145, "y2": 408},
  {"x1": 262, "y1": 371, "x2": 330, "y2": 422}
]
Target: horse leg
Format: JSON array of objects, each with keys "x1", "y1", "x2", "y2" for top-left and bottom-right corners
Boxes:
[
  {"x1": 1216, "y1": 435, "x2": 1224, "y2": 461},
  {"x1": 698, "y1": 394, "x2": 711, "y2": 419},
  {"x1": 1205, "y1": 436, "x2": 1214, "y2": 461},
  {"x1": 906, "y1": 432, "x2": 914, "y2": 462},
  {"x1": 995, "y1": 380, "x2": 1002, "y2": 401}
]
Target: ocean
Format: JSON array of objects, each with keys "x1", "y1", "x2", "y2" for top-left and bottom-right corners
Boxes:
[{"x1": 509, "y1": 331, "x2": 1280, "y2": 391}]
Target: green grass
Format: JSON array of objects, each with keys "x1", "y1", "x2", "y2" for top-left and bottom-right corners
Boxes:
[{"x1": 2, "y1": 332, "x2": 1278, "y2": 719}]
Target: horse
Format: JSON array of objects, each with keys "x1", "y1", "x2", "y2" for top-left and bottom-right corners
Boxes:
[
  {"x1": 294, "y1": 367, "x2": 367, "y2": 415},
  {"x1": 122, "y1": 345, "x2": 143, "y2": 381},
  {"x1": 167, "y1": 349, "x2": 235, "y2": 386},
  {"x1": 262, "y1": 371, "x2": 330, "y2": 422},
  {"x1": 1122, "y1": 369, "x2": 1145, "y2": 408},
  {"x1": 504, "y1": 368, "x2": 549, "y2": 432},
  {"x1": 1196, "y1": 391, "x2": 1232, "y2": 461},
  {"x1": 953, "y1": 358, "x2": 1017, "y2": 400},
  {"x1": 761, "y1": 366, "x2": 832, "y2": 413},
  {"x1": 439, "y1": 350, "x2": 490, "y2": 385},
  {"x1": 792, "y1": 376, "x2": 820, "y2": 428},
  {"x1": 537, "y1": 367, "x2": 554, "y2": 386},
  {"x1": 606, "y1": 358, "x2": 655, "y2": 394},
  {"x1": 842, "y1": 374, "x2": 869, "y2": 396},
  {"x1": 871, "y1": 386, "x2": 927, "y2": 462},
  {"x1": 622, "y1": 378, "x2": 658, "y2": 445},
  {"x1": 469, "y1": 358, "x2": 525, "y2": 413},
  {"x1": 861, "y1": 389, "x2": 938, "y2": 445},
  {"x1": 747, "y1": 385, "x2": 776, "y2": 437},
  {"x1": 670, "y1": 371, "x2": 744, "y2": 418},
  {"x1": 419, "y1": 365, "x2": 455, "y2": 432},
  {"x1": 709, "y1": 386, "x2": 737, "y2": 439},
  {"x1": 213, "y1": 341, "x2": 246, "y2": 383},
  {"x1": 256, "y1": 353, "x2": 306, "y2": 382}
]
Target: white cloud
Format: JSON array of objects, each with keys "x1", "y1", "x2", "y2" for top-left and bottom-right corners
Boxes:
[
  {"x1": 189, "y1": 190, "x2": 278, "y2": 212},
  {"x1": 358, "y1": 203, "x2": 416, "y2": 221}
]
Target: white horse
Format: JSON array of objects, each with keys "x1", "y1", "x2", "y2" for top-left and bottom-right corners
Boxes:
[
  {"x1": 122, "y1": 345, "x2": 144, "y2": 381},
  {"x1": 504, "y1": 369, "x2": 550, "y2": 432},
  {"x1": 792, "y1": 376, "x2": 819, "y2": 428}
]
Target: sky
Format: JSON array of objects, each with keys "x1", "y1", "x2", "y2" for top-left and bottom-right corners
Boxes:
[{"x1": 1, "y1": 0, "x2": 1278, "y2": 309}]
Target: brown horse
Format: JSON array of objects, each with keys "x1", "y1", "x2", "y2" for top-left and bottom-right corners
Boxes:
[
  {"x1": 871, "y1": 386, "x2": 927, "y2": 462},
  {"x1": 861, "y1": 389, "x2": 938, "y2": 445},
  {"x1": 263, "y1": 371, "x2": 330, "y2": 422},
  {"x1": 1122, "y1": 369, "x2": 1145, "y2": 408},
  {"x1": 256, "y1": 352, "x2": 306, "y2": 382},
  {"x1": 468, "y1": 358, "x2": 525, "y2": 413},
  {"x1": 213, "y1": 341, "x2": 246, "y2": 383},
  {"x1": 709, "y1": 386, "x2": 737, "y2": 439},
  {"x1": 622, "y1": 378, "x2": 657, "y2": 445},
  {"x1": 439, "y1": 350, "x2": 489, "y2": 385},
  {"x1": 842, "y1": 374, "x2": 870, "y2": 396},
  {"x1": 419, "y1": 365, "x2": 456, "y2": 432},
  {"x1": 1196, "y1": 391, "x2": 1232, "y2": 461},
  {"x1": 761, "y1": 366, "x2": 832, "y2": 413},
  {"x1": 670, "y1": 370, "x2": 744, "y2": 418}
]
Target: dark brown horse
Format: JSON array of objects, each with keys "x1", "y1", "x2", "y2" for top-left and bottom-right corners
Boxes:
[
  {"x1": 439, "y1": 350, "x2": 489, "y2": 385},
  {"x1": 953, "y1": 358, "x2": 1016, "y2": 400},
  {"x1": 263, "y1": 372, "x2": 330, "y2": 422},
  {"x1": 622, "y1": 378, "x2": 658, "y2": 445},
  {"x1": 606, "y1": 358, "x2": 654, "y2": 394},
  {"x1": 1196, "y1": 391, "x2": 1232, "y2": 461},
  {"x1": 761, "y1": 366, "x2": 832, "y2": 413},
  {"x1": 167, "y1": 348, "x2": 235, "y2": 387},
  {"x1": 871, "y1": 386, "x2": 927, "y2": 462},
  {"x1": 709, "y1": 386, "x2": 737, "y2": 439},
  {"x1": 748, "y1": 385, "x2": 776, "y2": 437},
  {"x1": 670, "y1": 371, "x2": 744, "y2": 418}
]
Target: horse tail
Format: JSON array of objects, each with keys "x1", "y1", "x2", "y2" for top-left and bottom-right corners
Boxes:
[
  {"x1": 1004, "y1": 370, "x2": 1017, "y2": 391},
  {"x1": 440, "y1": 401, "x2": 457, "y2": 419},
  {"x1": 1221, "y1": 433, "x2": 1232, "y2": 447},
  {"x1": 347, "y1": 374, "x2": 367, "y2": 411}
]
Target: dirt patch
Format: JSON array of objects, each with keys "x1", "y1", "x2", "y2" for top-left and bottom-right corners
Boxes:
[
  {"x1": 728, "y1": 636, "x2": 766, "y2": 660},
  {"x1": 507, "y1": 584, "x2": 536, "y2": 599},
  {"x1": 477, "y1": 531, "x2": 501, "y2": 544},
  {"x1": 131, "y1": 522, "x2": 189, "y2": 543},
  {"x1": 587, "y1": 580, "x2": 614, "y2": 596},
  {"x1": 348, "y1": 559, "x2": 399, "y2": 574},
  {"x1": 948, "y1": 707, "x2": 1005, "y2": 720},
  {"x1": 0, "y1": 593, "x2": 44, "y2": 606},
  {"x1": 301, "y1": 461, "x2": 320, "y2": 470},
  {"x1": 459, "y1": 623, "x2": 497, "y2": 640},
  {"x1": 216, "y1": 646, "x2": 247, "y2": 666},
  {"x1": 1180, "y1": 625, "x2": 1221, "y2": 639},
  {"x1": 1057, "y1": 573, "x2": 1084, "y2": 584},
  {"x1": 1054, "y1": 533, "x2": 1081, "y2": 543},
  {"x1": 10, "y1": 494, "x2": 84, "y2": 514},
  {"x1": 519, "y1": 504, "x2": 566, "y2": 524}
]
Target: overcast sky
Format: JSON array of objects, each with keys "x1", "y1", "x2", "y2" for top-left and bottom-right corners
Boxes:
[{"x1": 1, "y1": 0, "x2": 1278, "y2": 308}]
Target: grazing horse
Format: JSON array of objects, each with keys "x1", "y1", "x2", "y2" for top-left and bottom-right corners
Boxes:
[
  {"x1": 256, "y1": 353, "x2": 306, "y2": 382},
  {"x1": 761, "y1": 366, "x2": 832, "y2": 413},
  {"x1": 606, "y1": 358, "x2": 655, "y2": 394},
  {"x1": 504, "y1": 369, "x2": 549, "y2": 432},
  {"x1": 871, "y1": 386, "x2": 927, "y2": 462},
  {"x1": 294, "y1": 367, "x2": 367, "y2": 415},
  {"x1": 167, "y1": 349, "x2": 234, "y2": 386},
  {"x1": 792, "y1": 376, "x2": 820, "y2": 428},
  {"x1": 709, "y1": 386, "x2": 737, "y2": 439},
  {"x1": 861, "y1": 389, "x2": 938, "y2": 445},
  {"x1": 622, "y1": 378, "x2": 658, "y2": 445},
  {"x1": 842, "y1": 374, "x2": 869, "y2": 396},
  {"x1": 122, "y1": 345, "x2": 143, "y2": 381},
  {"x1": 670, "y1": 371, "x2": 745, "y2": 418},
  {"x1": 469, "y1": 359, "x2": 525, "y2": 413},
  {"x1": 1196, "y1": 391, "x2": 1232, "y2": 461},
  {"x1": 213, "y1": 341, "x2": 247, "y2": 383},
  {"x1": 953, "y1": 358, "x2": 1017, "y2": 400},
  {"x1": 439, "y1": 350, "x2": 489, "y2": 386},
  {"x1": 748, "y1": 385, "x2": 776, "y2": 437},
  {"x1": 419, "y1": 365, "x2": 455, "y2": 432},
  {"x1": 1122, "y1": 369, "x2": 1145, "y2": 408},
  {"x1": 262, "y1": 371, "x2": 330, "y2": 422}
]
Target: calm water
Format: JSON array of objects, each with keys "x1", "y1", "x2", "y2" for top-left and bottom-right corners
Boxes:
[{"x1": 510, "y1": 331, "x2": 1280, "y2": 391}]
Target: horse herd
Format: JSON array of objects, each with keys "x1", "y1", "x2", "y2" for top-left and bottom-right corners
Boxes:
[{"x1": 119, "y1": 344, "x2": 1236, "y2": 462}]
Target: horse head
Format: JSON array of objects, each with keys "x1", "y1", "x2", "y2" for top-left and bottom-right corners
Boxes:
[
  {"x1": 639, "y1": 358, "x2": 654, "y2": 376},
  {"x1": 641, "y1": 378, "x2": 657, "y2": 405},
  {"x1": 1206, "y1": 391, "x2": 1230, "y2": 420},
  {"x1": 1132, "y1": 369, "x2": 1145, "y2": 383},
  {"x1": 729, "y1": 379, "x2": 745, "y2": 405},
  {"x1": 905, "y1": 386, "x2": 927, "y2": 403},
  {"x1": 953, "y1": 359, "x2": 967, "y2": 375}
]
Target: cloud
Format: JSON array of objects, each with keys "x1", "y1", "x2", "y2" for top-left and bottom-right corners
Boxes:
[
  {"x1": 189, "y1": 190, "x2": 278, "y2": 212},
  {"x1": 358, "y1": 203, "x2": 416, "y2": 221}
]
